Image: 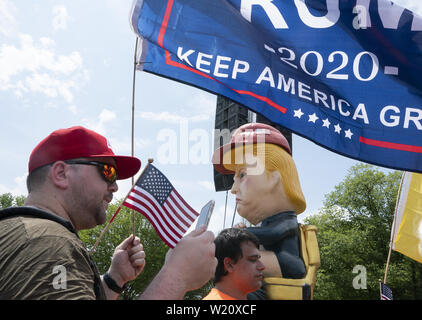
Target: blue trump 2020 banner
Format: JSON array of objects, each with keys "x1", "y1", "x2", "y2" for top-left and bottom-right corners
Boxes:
[{"x1": 130, "y1": 0, "x2": 422, "y2": 173}]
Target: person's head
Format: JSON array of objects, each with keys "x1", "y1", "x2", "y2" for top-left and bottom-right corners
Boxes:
[
  {"x1": 214, "y1": 228, "x2": 265, "y2": 295},
  {"x1": 212, "y1": 123, "x2": 306, "y2": 224},
  {"x1": 25, "y1": 126, "x2": 141, "y2": 230}
]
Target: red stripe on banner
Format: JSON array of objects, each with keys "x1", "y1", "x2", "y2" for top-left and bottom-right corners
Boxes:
[
  {"x1": 359, "y1": 136, "x2": 422, "y2": 153},
  {"x1": 165, "y1": 55, "x2": 215, "y2": 80},
  {"x1": 171, "y1": 190, "x2": 198, "y2": 220},
  {"x1": 233, "y1": 90, "x2": 287, "y2": 114},
  {"x1": 157, "y1": 0, "x2": 174, "y2": 49},
  {"x1": 156, "y1": 0, "x2": 287, "y2": 115},
  {"x1": 128, "y1": 192, "x2": 183, "y2": 238},
  {"x1": 123, "y1": 201, "x2": 176, "y2": 248},
  {"x1": 164, "y1": 56, "x2": 287, "y2": 114}
]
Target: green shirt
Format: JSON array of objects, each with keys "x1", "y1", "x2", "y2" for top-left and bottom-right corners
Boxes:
[{"x1": 0, "y1": 207, "x2": 106, "y2": 300}]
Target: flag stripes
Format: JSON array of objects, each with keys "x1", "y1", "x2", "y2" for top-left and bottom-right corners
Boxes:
[
  {"x1": 380, "y1": 282, "x2": 393, "y2": 300},
  {"x1": 124, "y1": 197, "x2": 177, "y2": 248},
  {"x1": 131, "y1": 188, "x2": 185, "y2": 235},
  {"x1": 122, "y1": 164, "x2": 199, "y2": 248}
]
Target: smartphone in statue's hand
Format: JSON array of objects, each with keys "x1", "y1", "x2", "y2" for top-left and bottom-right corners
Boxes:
[{"x1": 195, "y1": 200, "x2": 215, "y2": 230}]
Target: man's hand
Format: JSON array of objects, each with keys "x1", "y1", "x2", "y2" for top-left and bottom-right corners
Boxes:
[
  {"x1": 140, "y1": 225, "x2": 217, "y2": 299},
  {"x1": 108, "y1": 235, "x2": 146, "y2": 288},
  {"x1": 165, "y1": 225, "x2": 217, "y2": 290}
]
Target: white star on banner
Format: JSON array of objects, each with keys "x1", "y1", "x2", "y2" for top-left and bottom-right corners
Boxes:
[
  {"x1": 292, "y1": 110, "x2": 351, "y2": 142},
  {"x1": 345, "y1": 129, "x2": 353, "y2": 139},
  {"x1": 293, "y1": 108, "x2": 304, "y2": 118},
  {"x1": 308, "y1": 113, "x2": 319, "y2": 123},
  {"x1": 334, "y1": 123, "x2": 342, "y2": 134},
  {"x1": 322, "y1": 118, "x2": 331, "y2": 128}
]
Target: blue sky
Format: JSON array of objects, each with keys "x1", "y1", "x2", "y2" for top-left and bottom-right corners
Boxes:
[{"x1": 0, "y1": 0, "x2": 419, "y2": 235}]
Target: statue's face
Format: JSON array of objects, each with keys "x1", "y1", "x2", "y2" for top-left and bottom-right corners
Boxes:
[{"x1": 230, "y1": 154, "x2": 273, "y2": 225}]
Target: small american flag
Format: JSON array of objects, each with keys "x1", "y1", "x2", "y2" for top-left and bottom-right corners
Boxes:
[
  {"x1": 123, "y1": 164, "x2": 199, "y2": 248},
  {"x1": 380, "y1": 282, "x2": 393, "y2": 300}
]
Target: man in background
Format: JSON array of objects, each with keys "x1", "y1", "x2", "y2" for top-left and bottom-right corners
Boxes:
[{"x1": 203, "y1": 228, "x2": 265, "y2": 300}]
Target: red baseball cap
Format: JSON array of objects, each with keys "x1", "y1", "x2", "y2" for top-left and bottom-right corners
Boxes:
[
  {"x1": 28, "y1": 126, "x2": 141, "y2": 180},
  {"x1": 212, "y1": 123, "x2": 291, "y2": 175}
]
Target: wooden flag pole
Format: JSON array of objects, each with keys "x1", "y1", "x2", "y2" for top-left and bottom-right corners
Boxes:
[
  {"x1": 131, "y1": 37, "x2": 140, "y2": 240},
  {"x1": 383, "y1": 172, "x2": 405, "y2": 284},
  {"x1": 383, "y1": 244, "x2": 393, "y2": 284},
  {"x1": 89, "y1": 158, "x2": 154, "y2": 255},
  {"x1": 90, "y1": 37, "x2": 150, "y2": 255}
]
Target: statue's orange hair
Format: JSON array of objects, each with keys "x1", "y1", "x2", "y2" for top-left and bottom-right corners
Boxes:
[{"x1": 223, "y1": 143, "x2": 306, "y2": 214}]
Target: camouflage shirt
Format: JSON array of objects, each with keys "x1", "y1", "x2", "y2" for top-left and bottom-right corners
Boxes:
[{"x1": 0, "y1": 206, "x2": 106, "y2": 300}]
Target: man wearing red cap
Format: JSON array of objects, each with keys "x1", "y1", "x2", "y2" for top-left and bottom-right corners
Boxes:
[{"x1": 0, "y1": 126, "x2": 216, "y2": 300}]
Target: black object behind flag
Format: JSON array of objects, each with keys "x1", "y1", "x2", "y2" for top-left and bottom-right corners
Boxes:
[
  {"x1": 380, "y1": 282, "x2": 393, "y2": 300},
  {"x1": 123, "y1": 164, "x2": 199, "y2": 248}
]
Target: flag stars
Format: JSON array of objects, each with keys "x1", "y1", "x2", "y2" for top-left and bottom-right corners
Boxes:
[
  {"x1": 140, "y1": 166, "x2": 173, "y2": 205},
  {"x1": 293, "y1": 108, "x2": 354, "y2": 140},
  {"x1": 334, "y1": 123, "x2": 342, "y2": 134},
  {"x1": 293, "y1": 109, "x2": 354, "y2": 140},
  {"x1": 293, "y1": 108, "x2": 304, "y2": 119},
  {"x1": 344, "y1": 129, "x2": 353, "y2": 139},
  {"x1": 308, "y1": 113, "x2": 319, "y2": 123},
  {"x1": 322, "y1": 118, "x2": 330, "y2": 128}
]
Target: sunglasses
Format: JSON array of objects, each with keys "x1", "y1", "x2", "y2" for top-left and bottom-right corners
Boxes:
[{"x1": 65, "y1": 160, "x2": 118, "y2": 184}]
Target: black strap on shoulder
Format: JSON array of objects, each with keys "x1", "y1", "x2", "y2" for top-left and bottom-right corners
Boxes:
[{"x1": 0, "y1": 206, "x2": 77, "y2": 236}]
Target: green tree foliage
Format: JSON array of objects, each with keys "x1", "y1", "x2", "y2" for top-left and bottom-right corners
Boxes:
[
  {"x1": 305, "y1": 164, "x2": 422, "y2": 299},
  {"x1": 0, "y1": 193, "x2": 25, "y2": 209}
]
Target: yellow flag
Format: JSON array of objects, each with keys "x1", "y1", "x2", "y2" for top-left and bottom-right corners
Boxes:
[{"x1": 391, "y1": 172, "x2": 422, "y2": 264}]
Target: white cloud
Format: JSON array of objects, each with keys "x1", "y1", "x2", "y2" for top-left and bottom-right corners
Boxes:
[
  {"x1": 0, "y1": 174, "x2": 28, "y2": 197},
  {"x1": 105, "y1": 0, "x2": 134, "y2": 26},
  {"x1": 107, "y1": 135, "x2": 153, "y2": 156},
  {"x1": 0, "y1": 34, "x2": 88, "y2": 102},
  {"x1": 68, "y1": 105, "x2": 78, "y2": 114},
  {"x1": 83, "y1": 109, "x2": 117, "y2": 135},
  {"x1": 52, "y1": 5, "x2": 69, "y2": 31},
  {"x1": 25, "y1": 72, "x2": 75, "y2": 103},
  {"x1": 188, "y1": 92, "x2": 216, "y2": 119},
  {"x1": 135, "y1": 138, "x2": 153, "y2": 149},
  {"x1": 99, "y1": 109, "x2": 117, "y2": 123},
  {"x1": 137, "y1": 92, "x2": 216, "y2": 123},
  {"x1": 0, "y1": 0, "x2": 17, "y2": 37}
]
